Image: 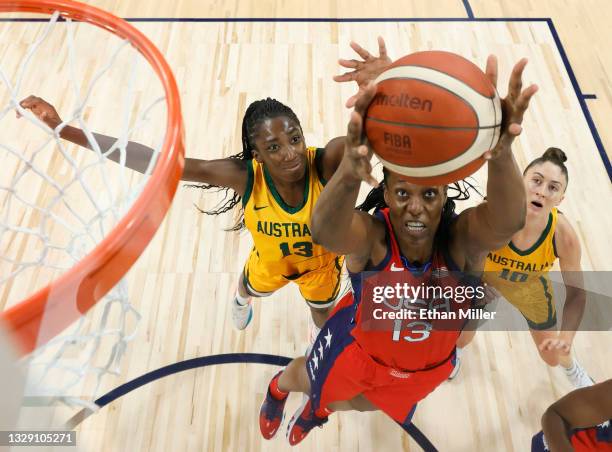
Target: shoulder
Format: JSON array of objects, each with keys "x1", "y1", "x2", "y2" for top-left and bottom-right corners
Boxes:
[
  {"x1": 554, "y1": 210, "x2": 580, "y2": 258},
  {"x1": 345, "y1": 210, "x2": 387, "y2": 272},
  {"x1": 241, "y1": 159, "x2": 257, "y2": 206},
  {"x1": 447, "y1": 207, "x2": 486, "y2": 269},
  {"x1": 315, "y1": 137, "x2": 345, "y2": 182}
]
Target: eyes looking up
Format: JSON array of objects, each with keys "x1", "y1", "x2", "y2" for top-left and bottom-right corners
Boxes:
[
  {"x1": 266, "y1": 133, "x2": 302, "y2": 153},
  {"x1": 531, "y1": 175, "x2": 562, "y2": 194},
  {"x1": 394, "y1": 187, "x2": 440, "y2": 201}
]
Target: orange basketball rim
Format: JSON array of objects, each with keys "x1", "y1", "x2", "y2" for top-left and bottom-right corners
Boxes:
[{"x1": 0, "y1": 0, "x2": 185, "y2": 355}]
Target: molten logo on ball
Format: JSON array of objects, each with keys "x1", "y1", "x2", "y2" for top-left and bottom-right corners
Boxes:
[{"x1": 373, "y1": 93, "x2": 433, "y2": 112}]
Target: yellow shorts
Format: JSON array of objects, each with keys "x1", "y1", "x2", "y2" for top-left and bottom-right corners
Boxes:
[
  {"x1": 497, "y1": 276, "x2": 557, "y2": 330},
  {"x1": 243, "y1": 249, "x2": 344, "y2": 308}
]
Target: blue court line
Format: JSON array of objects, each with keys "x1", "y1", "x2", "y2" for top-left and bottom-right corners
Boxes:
[
  {"x1": 462, "y1": 0, "x2": 475, "y2": 19},
  {"x1": 94, "y1": 353, "x2": 291, "y2": 406},
  {"x1": 582, "y1": 94, "x2": 597, "y2": 100},
  {"x1": 546, "y1": 19, "x2": 612, "y2": 181},
  {"x1": 405, "y1": 423, "x2": 439, "y2": 452},
  {"x1": 88, "y1": 352, "x2": 435, "y2": 451}
]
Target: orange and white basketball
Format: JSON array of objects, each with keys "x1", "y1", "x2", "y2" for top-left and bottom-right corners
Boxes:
[{"x1": 365, "y1": 51, "x2": 502, "y2": 185}]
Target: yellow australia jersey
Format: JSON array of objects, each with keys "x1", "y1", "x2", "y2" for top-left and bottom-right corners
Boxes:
[
  {"x1": 483, "y1": 208, "x2": 559, "y2": 328},
  {"x1": 242, "y1": 146, "x2": 337, "y2": 277}
]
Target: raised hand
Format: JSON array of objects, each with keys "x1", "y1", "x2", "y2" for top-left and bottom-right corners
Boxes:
[
  {"x1": 17, "y1": 95, "x2": 62, "y2": 129},
  {"x1": 482, "y1": 56, "x2": 538, "y2": 160},
  {"x1": 334, "y1": 36, "x2": 392, "y2": 108},
  {"x1": 343, "y1": 82, "x2": 378, "y2": 187}
]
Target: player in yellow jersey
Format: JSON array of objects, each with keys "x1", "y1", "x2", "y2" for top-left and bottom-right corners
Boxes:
[
  {"x1": 454, "y1": 148, "x2": 593, "y2": 387},
  {"x1": 18, "y1": 95, "x2": 349, "y2": 335}
]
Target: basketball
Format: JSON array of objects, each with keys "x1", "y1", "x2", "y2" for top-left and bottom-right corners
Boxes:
[{"x1": 365, "y1": 51, "x2": 502, "y2": 185}]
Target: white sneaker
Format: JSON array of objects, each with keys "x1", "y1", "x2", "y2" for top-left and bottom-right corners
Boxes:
[
  {"x1": 232, "y1": 297, "x2": 253, "y2": 330},
  {"x1": 564, "y1": 361, "x2": 595, "y2": 388}
]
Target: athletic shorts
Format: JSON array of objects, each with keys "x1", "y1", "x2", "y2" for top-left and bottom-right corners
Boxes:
[
  {"x1": 306, "y1": 293, "x2": 456, "y2": 426},
  {"x1": 493, "y1": 276, "x2": 558, "y2": 330},
  {"x1": 243, "y1": 248, "x2": 343, "y2": 308}
]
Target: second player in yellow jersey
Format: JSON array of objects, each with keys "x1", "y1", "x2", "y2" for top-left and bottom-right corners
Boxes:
[
  {"x1": 484, "y1": 207, "x2": 558, "y2": 329},
  {"x1": 242, "y1": 146, "x2": 343, "y2": 307},
  {"x1": 457, "y1": 148, "x2": 593, "y2": 388}
]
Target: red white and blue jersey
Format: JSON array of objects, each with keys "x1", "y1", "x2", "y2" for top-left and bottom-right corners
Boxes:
[
  {"x1": 348, "y1": 208, "x2": 479, "y2": 371},
  {"x1": 532, "y1": 420, "x2": 612, "y2": 451}
]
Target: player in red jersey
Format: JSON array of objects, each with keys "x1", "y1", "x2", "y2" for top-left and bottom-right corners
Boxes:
[
  {"x1": 259, "y1": 55, "x2": 538, "y2": 445},
  {"x1": 532, "y1": 378, "x2": 612, "y2": 451}
]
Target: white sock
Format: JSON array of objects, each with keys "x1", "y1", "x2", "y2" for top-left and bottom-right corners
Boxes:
[
  {"x1": 235, "y1": 291, "x2": 250, "y2": 306},
  {"x1": 562, "y1": 359, "x2": 577, "y2": 374},
  {"x1": 456, "y1": 347, "x2": 464, "y2": 359}
]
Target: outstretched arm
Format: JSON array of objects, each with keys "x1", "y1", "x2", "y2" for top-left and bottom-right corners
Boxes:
[
  {"x1": 453, "y1": 57, "x2": 538, "y2": 257},
  {"x1": 541, "y1": 379, "x2": 612, "y2": 452},
  {"x1": 18, "y1": 96, "x2": 247, "y2": 193},
  {"x1": 310, "y1": 83, "x2": 378, "y2": 256}
]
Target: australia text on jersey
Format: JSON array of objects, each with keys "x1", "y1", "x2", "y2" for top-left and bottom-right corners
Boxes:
[
  {"x1": 256, "y1": 220, "x2": 311, "y2": 238},
  {"x1": 487, "y1": 252, "x2": 554, "y2": 272}
]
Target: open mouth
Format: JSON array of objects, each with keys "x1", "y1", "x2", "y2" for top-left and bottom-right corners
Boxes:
[
  {"x1": 405, "y1": 221, "x2": 426, "y2": 232},
  {"x1": 531, "y1": 201, "x2": 543, "y2": 208}
]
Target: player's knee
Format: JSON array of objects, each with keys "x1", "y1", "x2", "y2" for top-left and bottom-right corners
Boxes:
[
  {"x1": 348, "y1": 394, "x2": 377, "y2": 412},
  {"x1": 456, "y1": 329, "x2": 476, "y2": 348},
  {"x1": 294, "y1": 357, "x2": 311, "y2": 393},
  {"x1": 311, "y1": 305, "x2": 332, "y2": 315}
]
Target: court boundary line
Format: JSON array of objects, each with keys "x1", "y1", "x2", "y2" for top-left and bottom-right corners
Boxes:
[
  {"x1": 63, "y1": 353, "x2": 437, "y2": 451},
  {"x1": 462, "y1": 0, "x2": 475, "y2": 19}
]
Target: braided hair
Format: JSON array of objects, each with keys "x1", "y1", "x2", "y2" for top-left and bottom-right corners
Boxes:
[
  {"x1": 524, "y1": 147, "x2": 569, "y2": 189},
  {"x1": 187, "y1": 98, "x2": 302, "y2": 231},
  {"x1": 357, "y1": 167, "x2": 482, "y2": 245}
]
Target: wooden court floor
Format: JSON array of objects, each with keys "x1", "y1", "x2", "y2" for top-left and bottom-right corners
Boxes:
[{"x1": 2, "y1": 2, "x2": 612, "y2": 452}]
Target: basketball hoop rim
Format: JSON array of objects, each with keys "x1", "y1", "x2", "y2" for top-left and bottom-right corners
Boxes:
[{"x1": 0, "y1": 0, "x2": 185, "y2": 355}]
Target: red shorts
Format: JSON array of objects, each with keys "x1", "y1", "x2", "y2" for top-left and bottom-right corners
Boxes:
[{"x1": 307, "y1": 293, "x2": 456, "y2": 426}]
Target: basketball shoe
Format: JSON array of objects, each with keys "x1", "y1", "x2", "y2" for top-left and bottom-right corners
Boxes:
[
  {"x1": 231, "y1": 296, "x2": 252, "y2": 330},
  {"x1": 564, "y1": 360, "x2": 595, "y2": 388},
  {"x1": 286, "y1": 396, "x2": 328, "y2": 445},
  {"x1": 260, "y1": 371, "x2": 288, "y2": 439}
]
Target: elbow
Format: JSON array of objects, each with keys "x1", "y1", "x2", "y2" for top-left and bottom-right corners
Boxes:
[{"x1": 541, "y1": 407, "x2": 552, "y2": 427}]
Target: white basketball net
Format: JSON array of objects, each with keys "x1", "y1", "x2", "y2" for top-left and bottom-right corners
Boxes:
[{"x1": 0, "y1": 11, "x2": 166, "y2": 409}]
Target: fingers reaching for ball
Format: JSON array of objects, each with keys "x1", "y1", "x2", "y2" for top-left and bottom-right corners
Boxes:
[
  {"x1": 344, "y1": 83, "x2": 378, "y2": 187},
  {"x1": 484, "y1": 57, "x2": 538, "y2": 160},
  {"x1": 334, "y1": 36, "x2": 392, "y2": 108}
]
